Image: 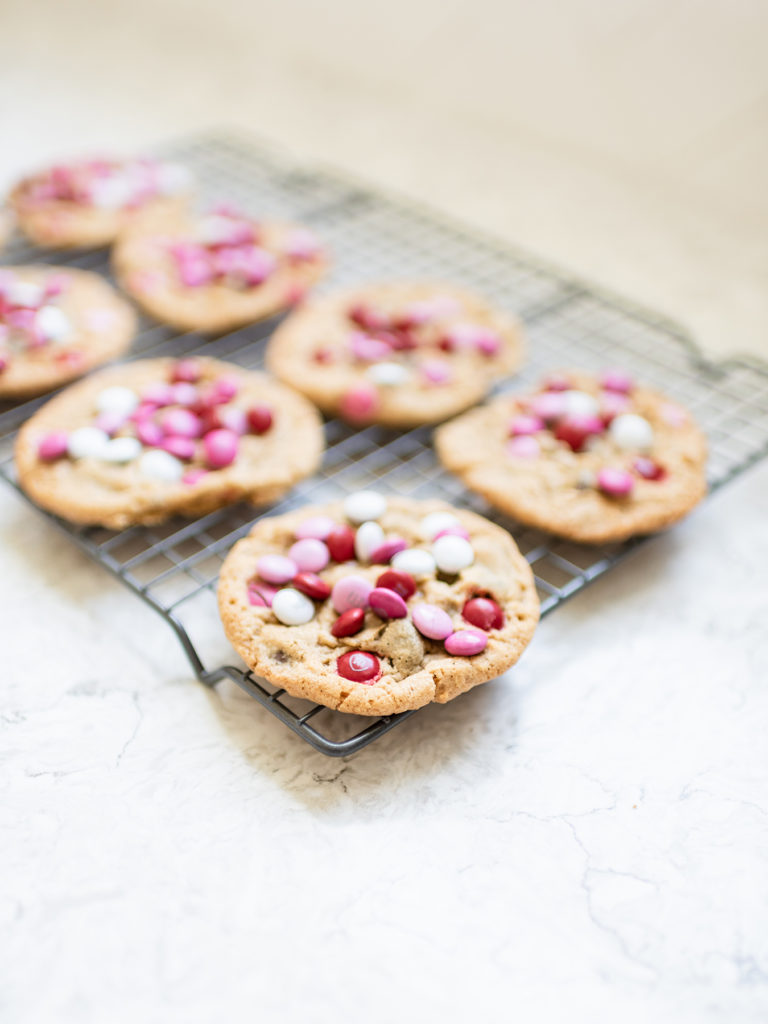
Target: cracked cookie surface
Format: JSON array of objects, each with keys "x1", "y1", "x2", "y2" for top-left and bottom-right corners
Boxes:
[{"x1": 217, "y1": 495, "x2": 539, "y2": 716}]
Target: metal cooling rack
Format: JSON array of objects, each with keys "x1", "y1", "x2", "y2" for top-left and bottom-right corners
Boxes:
[{"x1": 2, "y1": 129, "x2": 768, "y2": 757}]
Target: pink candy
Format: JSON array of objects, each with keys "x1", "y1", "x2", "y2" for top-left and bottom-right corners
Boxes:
[
  {"x1": 444, "y1": 629, "x2": 488, "y2": 656},
  {"x1": 331, "y1": 575, "x2": 373, "y2": 614},
  {"x1": 411, "y1": 603, "x2": 453, "y2": 640},
  {"x1": 94, "y1": 411, "x2": 126, "y2": 436},
  {"x1": 350, "y1": 332, "x2": 392, "y2": 362},
  {"x1": 600, "y1": 391, "x2": 631, "y2": 422},
  {"x1": 215, "y1": 407, "x2": 248, "y2": 436},
  {"x1": 509, "y1": 414, "x2": 544, "y2": 436},
  {"x1": 161, "y1": 436, "x2": 196, "y2": 459},
  {"x1": 554, "y1": 415, "x2": 605, "y2": 453},
  {"x1": 256, "y1": 554, "x2": 298, "y2": 585},
  {"x1": 37, "y1": 431, "x2": 69, "y2": 461},
  {"x1": 507, "y1": 436, "x2": 540, "y2": 460},
  {"x1": 247, "y1": 580, "x2": 279, "y2": 607},
  {"x1": 172, "y1": 358, "x2": 202, "y2": 383},
  {"x1": 597, "y1": 467, "x2": 635, "y2": 498},
  {"x1": 288, "y1": 538, "x2": 330, "y2": 573},
  {"x1": 420, "y1": 360, "x2": 453, "y2": 385},
  {"x1": 295, "y1": 515, "x2": 335, "y2": 541},
  {"x1": 141, "y1": 383, "x2": 176, "y2": 406},
  {"x1": 210, "y1": 375, "x2": 239, "y2": 404},
  {"x1": 182, "y1": 468, "x2": 208, "y2": 486},
  {"x1": 160, "y1": 408, "x2": 202, "y2": 438},
  {"x1": 369, "y1": 538, "x2": 408, "y2": 564},
  {"x1": 203, "y1": 428, "x2": 239, "y2": 469},
  {"x1": 368, "y1": 586, "x2": 408, "y2": 619},
  {"x1": 340, "y1": 384, "x2": 378, "y2": 422},
  {"x1": 136, "y1": 420, "x2": 164, "y2": 447},
  {"x1": 527, "y1": 392, "x2": 567, "y2": 422},
  {"x1": 433, "y1": 525, "x2": 470, "y2": 541},
  {"x1": 170, "y1": 383, "x2": 199, "y2": 406}
]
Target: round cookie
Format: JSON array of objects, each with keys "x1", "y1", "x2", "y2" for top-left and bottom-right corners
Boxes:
[
  {"x1": 265, "y1": 281, "x2": 524, "y2": 428},
  {"x1": 112, "y1": 206, "x2": 328, "y2": 334},
  {"x1": 217, "y1": 493, "x2": 539, "y2": 715},
  {"x1": 9, "y1": 156, "x2": 192, "y2": 249},
  {"x1": 15, "y1": 356, "x2": 324, "y2": 528},
  {"x1": 435, "y1": 370, "x2": 708, "y2": 544},
  {"x1": 0, "y1": 266, "x2": 136, "y2": 400}
]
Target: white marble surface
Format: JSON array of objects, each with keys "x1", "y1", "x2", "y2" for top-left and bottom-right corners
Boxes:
[{"x1": 3, "y1": 2, "x2": 768, "y2": 1021}]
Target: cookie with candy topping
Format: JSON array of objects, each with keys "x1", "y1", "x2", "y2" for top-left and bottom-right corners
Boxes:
[
  {"x1": 9, "y1": 156, "x2": 193, "y2": 249},
  {"x1": 217, "y1": 493, "x2": 539, "y2": 715},
  {"x1": 112, "y1": 205, "x2": 328, "y2": 334},
  {"x1": 15, "y1": 356, "x2": 324, "y2": 528},
  {"x1": 435, "y1": 370, "x2": 707, "y2": 543},
  {"x1": 265, "y1": 282, "x2": 523, "y2": 427},
  {"x1": 0, "y1": 266, "x2": 136, "y2": 400}
]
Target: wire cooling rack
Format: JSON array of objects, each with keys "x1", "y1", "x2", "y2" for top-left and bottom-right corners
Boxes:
[{"x1": 2, "y1": 130, "x2": 768, "y2": 756}]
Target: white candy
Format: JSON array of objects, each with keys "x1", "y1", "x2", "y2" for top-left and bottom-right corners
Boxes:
[
  {"x1": 137, "y1": 449, "x2": 184, "y2": 482},
  {"x1": 563, "y1": 390, "x2": 600, "y2": 418},
  {"x1": 272, "y1": 588, "x2": 315, "y2": 626},
  {"x1": 432, "y1": 535, "x2": 474, "y2": 574},
  {"x1": 95, "y1": 386, "x2": 140, "y2": 418},
  {"x1": 67, "y1": 427, "x2": 110, "y2": 460},
  {"x1": 155, "y1": 162, "x2": 193, "y2": 195},
  {"x1": 100, "y1": 436, "x2": 142, "y2": 463},
  {"x1": 35, "y1": 305, "x2": 72, "y2": 343},
  {"x1": 343, "y1": 489, "x2": 387, "y2": 524},
  {"x1": 420, "y1": 511, "x2": 462, "y2": 541},
  {"x1": 366, "y1": 362, "x2": 410, "y2": 387},
  {"x1": 391, "y1": 548, "x2": 437, "y2": 577},
  {"x1": 6, "y1": 280, "x2": 44, "y2": 308},
  {"x1": 610, "y1": 413, "x2": 654, "y2": 451}
]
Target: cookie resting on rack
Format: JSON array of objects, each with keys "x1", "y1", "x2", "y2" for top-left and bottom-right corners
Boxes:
[
  {"x1": 434, "y1": 370, "x2": 708, "y2": 543},
  {"x1": 9, "y1": 156, "x2": 193, "y2": 249},
  {"x1": 0, "y1": 266, "x2": 136, "y2": 400},
  {"x1": 265, "y1": 281, "x2": 524, "y2": 427},
  {"x1": 15, "y1": 356, "x2": 324, "y2": 528},
  {"x1": 217, "y1": 493, "x2": 539, "y2": 715},
  {"x1": 112, "y1": 205, "x2": 328, "y2": 334}
]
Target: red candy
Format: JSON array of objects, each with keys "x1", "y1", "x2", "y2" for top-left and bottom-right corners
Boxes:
[
  {"x1": 327, "y1": 524, "x2": 356, "y2": 562},
  {"x1": 247, "y1": 404, "x2": 273, "y2": 434},
  {"x1": 292, "y1": 572, "x2": 332, "y2": 600},
  {"x1": 462, "y1": 597, "x2": 504, "y2": 631},
  {"x1": 348, "y1": 304, "x2": 388, "y2": 331},
  {"x1": 331, "y1": 608, "x2": 365, "y2": 638},
  {"x1": 336, "y1": 650, "x2": 381, "y2": 683},
  {"x1": 375, "y1": 569, "x2": 416, "y2": 600},
  {"x1": 633, "y1": 457, "x2": 667, "y2": 481},
  {"x1": 554, "y1": 414, "x2": 604, "y2": 452}
]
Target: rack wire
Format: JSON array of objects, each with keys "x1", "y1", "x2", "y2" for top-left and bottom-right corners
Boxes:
[{"x1": 1, "y1": 130, "x2": 767, "y2": 756}]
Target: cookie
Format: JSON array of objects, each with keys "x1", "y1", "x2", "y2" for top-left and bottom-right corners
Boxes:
[
  {"x1": 112, "y1": 205, "x2": 328, "y2": 334},
  {"x1": 9, "y1": 156, "x2": 192, "y2": 249},
  {"x1": 15, "y1": 356, "x2": 324, "y2": 528},
  {"x1": 217, "y1": 492, "x2": 539, "y2": 715},
  {"x1": 435, "y1": 370, "x2": 708, "y2": 543},
  {"x1": 265, "y1": 281, "x2": 524, "y2": 428},
  {"x1": 0, "y1": 266, "x2": 136, "y2": 400}
]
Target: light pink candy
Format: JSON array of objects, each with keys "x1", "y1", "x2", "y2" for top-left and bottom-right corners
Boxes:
[
  {"x1": 142, "y1": 383, "x2": 175, "y2": 406},
  {"x1": 340, "y1": 384, "x2": 378, "y2": 422},
  {"x1": 216, "y1": 407, "x2": 248, "y2": 435},
  {"x1": 420, "y1": 360, "x2": 453, "y2": 385},
  {"x1": 331, "y1": 575, "x2": 373, "y2": 614},
  {"x1": 433, "y1": 526, "x2": 470, "y2": 541},
  {"x1": 256, "y1": 554, "x2": 298, "y2": 585},
  {"x1": 161, "y1": 436, "x2": 196, "y2": 459},
  {"x1": 136, "y1": 420, "x2": 163, "y2": 447},
  {"x1": 368, "y1": 586, "x2": 408, "y2": 619},
  {"x1": 411, "y1": 603, "x2": 453, "y2": 640},
  {"x1": 600, "y1": 369, "x2": 634, "y2": 394},
  {"x1": 172, "y1": 359, "x2": 202, "y2": 383},
  {"x1": 37, "y1": 431, "x2": 69, "y2": 461},
  {"x1": 600, "y1": 392, "x2": 631, "y2": 421},
  {"x1": 288, "y1": 538, "x2": 330, "y2": 573},
  {"x1": 509, "y1": 414, "x2": 544, "y2": 436},
  {"x1": 160, "y1": 408, "x2": 202, "y2": 439},
  {"x1": 295, "y1": 515, "x2": 335, "y2": 541},
  {"x1": 444, "y1": 629, "x2": 488, "y2": 656},
  {"x1": 507, "y1": 436, "x2": 540, "y2": 459},
  {"x1": 247, "y1": 580, "x2": 279, "y2": 606},
  {"x1": 475, "y1": 331, "x2": 501, "y2": 356},
  {"x1": 203, "y1": 428, "x2": 239, "y2": 469},
  {"x1": 597, "y1": 467, "x2": 635, "y2": 498},
  {"x1": 210, "y1": 375, "x2": 239, "y2": 403},
  {"x1": 170, "y1": 383, "x2": 199, "y2": 406},
  {"x1": 527, "y1": 392, "x2": 567, "y2": 421},
  {"x1": 182, "y1": 468, "x2": 208, "y2": 486},
  {"x1": 94, "y1": 411, "x2": 126, "y2": 436},
  {"x1": 350, "y1": 332, "x2": 391, "y2": 362}
]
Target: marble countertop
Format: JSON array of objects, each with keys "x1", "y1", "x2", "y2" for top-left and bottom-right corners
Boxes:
[{"x1": 3, "y1": 1, "x2": 768, "y2": 1020}]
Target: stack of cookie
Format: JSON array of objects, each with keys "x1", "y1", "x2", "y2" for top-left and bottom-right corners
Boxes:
[{"x1": 5, "y1": 150, "x2": 708, "y2": 718}]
